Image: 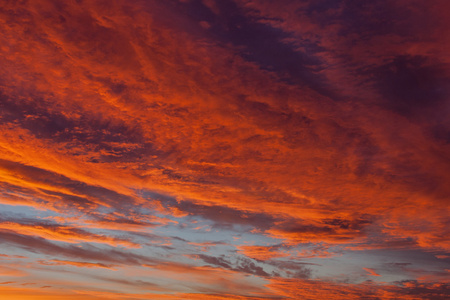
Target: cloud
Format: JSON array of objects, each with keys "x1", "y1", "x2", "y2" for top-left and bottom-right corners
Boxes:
[
  {"x1": 267, "y1": 277, "x2": 450, "y2": 300},
  {"x1": 37, "y1": 259, "x2": 118, "y2": 270},
  {"x1": 363, "y1": 267, "x2": 381, "y2": 277},
  {"x1": 0, "y1": 265, "x2": 27, "y2": 277},
  {"x1": 1, "y1": 0, "x2": 448, "y2": 255},
  {"x1": 0, "y1": 215, "x2": 140, "y2": 248},
  {"x1": 371, "y1": 55, "x2": 450, "y2": 117},
  {"x1": 237, "y1": 245, "x2": 290, "y2": 261},
  {"x1": 0, "y1": 286, "x2": 106, "y2": 300},
  {"x1": 0, "y1": 229, "x2": 154, "y2": 266},
  {"x1": 178, "y1": 253, "x2": 271, "y2": 277},
  {"x1": 0, "y1": 0, "x2": 448, "y2": 298}
]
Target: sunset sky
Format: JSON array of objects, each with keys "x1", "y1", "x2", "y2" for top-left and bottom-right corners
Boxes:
[{"x1": 0, "y1": 0, "x2": 449, "y2": 299}]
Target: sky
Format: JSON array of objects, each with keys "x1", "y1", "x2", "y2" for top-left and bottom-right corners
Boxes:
[{"x1": 0, "y1": 0, "x2": 449, "y2": 299}]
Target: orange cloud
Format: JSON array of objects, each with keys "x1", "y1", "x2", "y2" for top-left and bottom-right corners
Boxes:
[
  {"x1": 0, "y1": 286, "x2": 106, "y2": 300},
  {"x1": 0, "y1": 0, "x2": 448, "y2": 298},
  {"x1": 0, "y1": 266, "x2": 27, "y2": 277},
  {"x1": 38, "y1": 259, "x2": 117, "y2": 270},
  {"x1": 0, "y1": 0, "x2": 448, "y2": 256},
  {"x1": 237, "y1": 245, "x2": 289, "y2": 261},
  {"x1": 363, "y1": 267, "x2": 381, "y2": 277},
  {"x1": 266, "y1": 278, "x2": 447, "y2": 300},
  {"x1": 0, "y1": 223, "x2": 139, "y2": 248}
]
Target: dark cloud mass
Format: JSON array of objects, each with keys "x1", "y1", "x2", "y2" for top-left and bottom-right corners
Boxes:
[{"x1": 0, "y1": 0, "x2": 449, "y2": 299}]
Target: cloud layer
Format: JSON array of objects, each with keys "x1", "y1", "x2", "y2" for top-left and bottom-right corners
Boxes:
[{"x1": 0, "y1": 0, "x2": 449, "y2": 298}]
